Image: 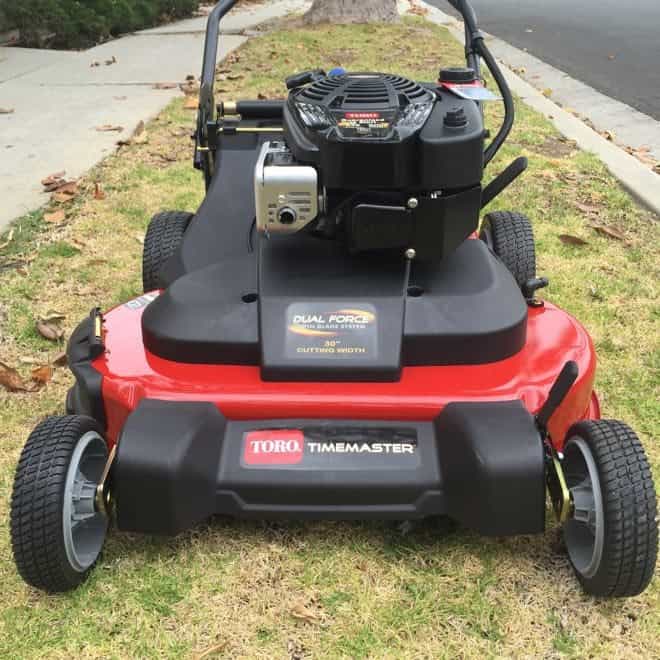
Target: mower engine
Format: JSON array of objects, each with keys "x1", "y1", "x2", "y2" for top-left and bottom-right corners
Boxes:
[{"x1": 254, "y1": 71, "x2": 486, "y2": 259}]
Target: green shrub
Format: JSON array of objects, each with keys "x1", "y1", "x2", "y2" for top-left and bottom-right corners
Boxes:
[{"x1": 2, "y1": 0, "x2": 200, "y2": 49}]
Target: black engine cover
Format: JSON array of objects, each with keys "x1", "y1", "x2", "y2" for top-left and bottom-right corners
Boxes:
[{"x1": 284, "y1": 72, "x2": 485, "y2": 190}]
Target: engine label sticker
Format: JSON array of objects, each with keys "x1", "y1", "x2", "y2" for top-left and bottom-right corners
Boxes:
[
  {"x1": 242, "y1": 427, "x2": 419, "y2": 469},
  {"x1": 124, "y1": 292, "x2": 159, "y2": 311},
  {"x1": 337, "y1": 111, "x2": 392, "y2": 137},
  {"x1": 285, "y1": 302, "x2": 378, "y2": 359}
]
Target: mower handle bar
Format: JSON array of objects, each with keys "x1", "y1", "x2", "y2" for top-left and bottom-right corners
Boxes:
[{"x1": 197, "y1": 0, "x2": 512, "y2": 166}]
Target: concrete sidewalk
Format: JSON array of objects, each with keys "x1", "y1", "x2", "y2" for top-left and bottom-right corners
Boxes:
[{"x1": 0, "y1": 0, "x2": 309, "y2": 231}]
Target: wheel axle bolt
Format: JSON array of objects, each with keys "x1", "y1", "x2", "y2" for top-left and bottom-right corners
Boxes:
[{"x1": 407, "y1": 197, "x2": 419, "y2": 209}]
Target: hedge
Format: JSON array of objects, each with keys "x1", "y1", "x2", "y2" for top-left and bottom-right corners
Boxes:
[{"x1": 3, "y1": 1, "x2": 201, "y2": 49}]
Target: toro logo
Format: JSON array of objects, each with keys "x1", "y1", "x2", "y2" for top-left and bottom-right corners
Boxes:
[{"x1": 243, "y1": 430, "x2": 305, "y2": 465}]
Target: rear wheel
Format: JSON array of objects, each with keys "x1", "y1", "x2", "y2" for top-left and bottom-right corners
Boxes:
[
  {"x1": 142, "y1": 210, "x2": 193, "y2": 292},
  {"x1": 10, "y1": 416, "x2": 109, "y2": 592},
  {"x1": 479, "y1": 211, "x2": 535, "y2": 287},
  {"x1": 562, "y1": 420, "x2": 658, "y2": 597}
]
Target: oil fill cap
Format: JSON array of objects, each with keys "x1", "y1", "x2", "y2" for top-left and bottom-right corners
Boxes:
[
  {"x1": 439, "y1": 67, "x2": 476, "y2": 84},
  {"x1": 444, "y1": 106, "x2": 468, "y2": 128}
]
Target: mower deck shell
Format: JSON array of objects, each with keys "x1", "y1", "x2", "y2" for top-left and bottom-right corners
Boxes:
[{"x1": 67, "y1": 296, "x2": 598, "y2": 453}]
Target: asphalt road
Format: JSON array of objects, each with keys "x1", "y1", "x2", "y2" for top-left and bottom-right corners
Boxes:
[{"x1": 431, "y1": 0, "x2": 660, "y2": 120}]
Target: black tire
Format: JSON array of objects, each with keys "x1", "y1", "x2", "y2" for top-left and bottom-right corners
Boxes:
[
  {"x1": 10, "y1": 416, "x2": 109, "y2": 593},
  {"x1": 479, "y1": 211, "x2": 536, "y2": 287},
  {"x1": 562, "y1": 420, "x2": 658, "y2": 597},
  {"x1": 142, "y1": 210, "x2": 193, "y2": 292}
]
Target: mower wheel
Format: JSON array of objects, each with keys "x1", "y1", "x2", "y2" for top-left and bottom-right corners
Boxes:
[
  {"x1": 479, "y1": 211, "x2": 535, "y2": 288},
  {"x1": 562, "y1": 420, "x2": 658, "y2": 597},
  {"x1": 142, "y1": 210, "x2": 193, "y2": 292},
  {"x1": 10, "y1": 416, "x2": 109, "y2": 592}
]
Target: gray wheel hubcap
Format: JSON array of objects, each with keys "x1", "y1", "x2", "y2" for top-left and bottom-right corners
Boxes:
[
  {"x1": 62, "y1": 431, "x2": 108, "y2": 572},
  {"x1": 562, "y1": 436, "x2": 605, "y2": 579}
]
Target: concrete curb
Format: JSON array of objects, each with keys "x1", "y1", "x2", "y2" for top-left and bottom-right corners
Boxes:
[{"x1": 413, "y1": 1, "x2": 660, "y2": 216}]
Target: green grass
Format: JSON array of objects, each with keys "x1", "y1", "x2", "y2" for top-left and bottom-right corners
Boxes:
[{"x1": 0, "y1": 15, "x2": 658, "y2": 660}]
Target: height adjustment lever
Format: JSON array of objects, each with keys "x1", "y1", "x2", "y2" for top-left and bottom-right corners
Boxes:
[{"x1": 536, "y1": 360, "x2": 579, "y2": 433}]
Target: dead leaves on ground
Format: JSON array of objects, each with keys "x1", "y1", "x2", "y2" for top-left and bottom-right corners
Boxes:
[
  {"x1": 0, "y1": 360, "x2": 59, "y2": 393},
  {"x1": 0, "y1": 107, "x2": 14, "y2": 114},
  {"x1": 36, "y1": 312, "x2": 66, "y2": 342},
  {"x1": 117, "y1": 120, "x2": 148, "y2": 147},
  {"x1": 41, "y1": 172, "x2": 80, "y2": 204},
  {"x1": 559, "y1": 234, "x2": 588, "y2": 246},
  {"x1": 96, "y1": 124, "x2": 124, "y2": 132},
  {"x1": 44, "y1": 209, "x2": 66, "y2": 224},
  {"x1": 0, "y1": 362, "x2": 29, "y2": 392},
  {"x1": 588, "y1": 223, "x2": 631, "y2": 245},
  {"x1": 93, "y1": 182, "x2": 106, "y2": 200},
  {"x1": 289, "y1": 596, "x2": 325, "y2": 624}
]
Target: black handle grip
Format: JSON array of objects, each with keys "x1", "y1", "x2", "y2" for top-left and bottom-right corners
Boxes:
[{"x1": 537, "y1": 361, "x2": 579, "y2": 430}]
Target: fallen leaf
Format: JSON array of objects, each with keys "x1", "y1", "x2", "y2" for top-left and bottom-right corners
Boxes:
[
  {"x1": 574, "y1": 201, "x2": 599, "y2": 215},
  {"x1": 114, "y1": 95, "x2": 128, "y2": 101},
  {"x1": 195, "y1": 641, "x2": 229, "y2": 659},
  {"x1": 290, "y1": 600, "x2": 321, "y2": 623},
  {"x1": 44, "y1": 210, "x2": 66, "y2": 224},
  {"x1": 0, "y1": 362, "x2": 29, "y2": 392},
  {"x1": 41, "y1": 311, "x2": 66, "y2": 323},
  {"x1": 41, "y1": 171, "x2": 66, "y2": 186},
  {"x1": 227, "y1": 73, "x2": 243, "y2": 81},
  {"x1": 52, "y1": 191, "x2": 75, "y2": 203},
  {"x1": 134, "y1": 233, "x2": 145, "y2": 244},
  {"x1": 51, "y1": 180, "x2": 78, "y2": 195},
  {"x1": 0, "y1": 107, "x2": 14, "y2": 114},
  {"x1": 559, "y1": 234, "x2": 588, "y2": 246},
  {"x1": 36, "y1": 320, "x2": 65, "y2": 342},
  {"x1": 588, "y1": 224, "x2": 630, "y2": 244},
  {"x1": 96, "y1": 124, "x2": 124, "y2": 132},
  {"x1": 542, "y1": 88, "x2": 552, "y2": 98},
  {"x1": 52, "y1": 351, "x2": 68, "y2": 367},
  {"x1": 184, "y1": 96, "x2": 199, "y2": 110},
  {"x1": 134, "y1": 120, "x2": 145, "y2": 136},
  {"x1": 105, "y1": 56, "x2": 117, "y2": 66},
  {"x1": 90, "y1": 60, "x2": 100, "y2": 67},
  {"x1": 94, "y1": 182, "x2": 106, "y2": 200},
  {"x1": 153, "y1": 82, "x2": 177, "y2": 90},
  {"x1": 19, "y1": 356, "x2": 39, "y2": 365},
  {"x1": 31, "y1": 365, "x2": 53, "y2": 385},
  {"x1": 601, "y1": 130, "x2": 615, "y2": 141}
]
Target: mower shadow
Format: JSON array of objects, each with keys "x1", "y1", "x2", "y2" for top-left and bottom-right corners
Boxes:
[{"x1": 103, "y1": 513, "x2": 568, "y2": 572}]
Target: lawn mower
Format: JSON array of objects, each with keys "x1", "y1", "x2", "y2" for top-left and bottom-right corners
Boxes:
[{"x1": 10, "y1": 0, "x2": 657, "y2": 597}]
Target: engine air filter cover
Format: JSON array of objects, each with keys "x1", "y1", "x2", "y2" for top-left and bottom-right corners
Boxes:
[
  {"x1": 283, "y1": 71, "x2": 485, "y2": 190},
  {"x1": 292, "y1": 73, "x2": 435, "y2": 141}
]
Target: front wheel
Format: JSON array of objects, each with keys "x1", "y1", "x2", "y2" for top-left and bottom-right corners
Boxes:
[
  {"x1": 479, "y1": 211, "x2": 536, "y2": 287},
  {"x1": 562, "y1": 420, "x2": 658, "y2": 597},
  {"x1": 142, "y1": 210, "x2": 193, "y2": 292},
  {"x1": 10, "y1": 416, "x2": 109, "y2": 592}
]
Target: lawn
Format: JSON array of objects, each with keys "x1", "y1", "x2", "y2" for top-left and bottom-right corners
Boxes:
[{"x1": 0, "y1": 16, "x2": 658, "y2": 659}]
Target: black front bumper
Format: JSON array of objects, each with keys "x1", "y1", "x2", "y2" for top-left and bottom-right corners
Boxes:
[{"x1": 112, "y1": 399, "x2": 546, "y2": 537}]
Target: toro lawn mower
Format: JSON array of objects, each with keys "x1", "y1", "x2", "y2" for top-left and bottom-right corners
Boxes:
[{"x1": 10, "y1": 0, "x2": 657, "y2": 597}]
